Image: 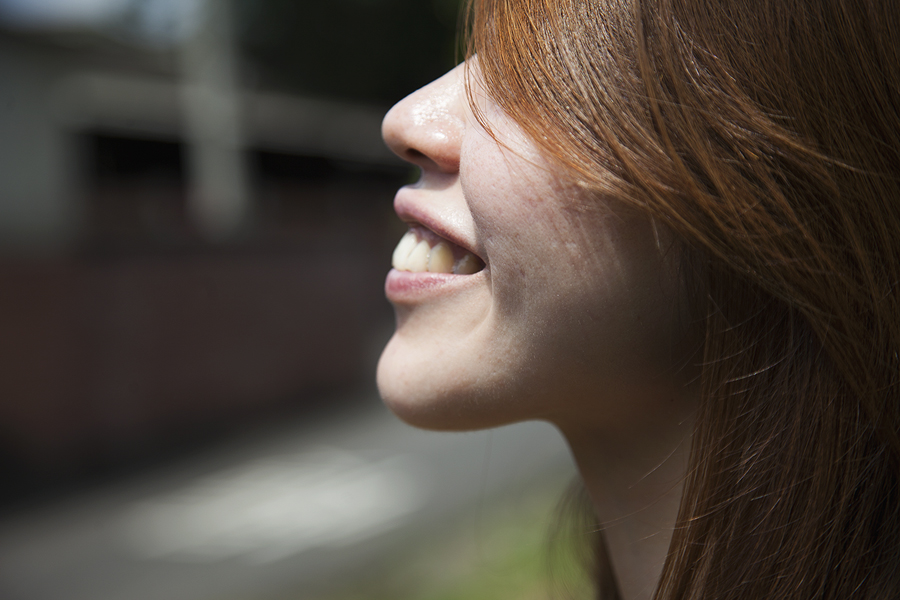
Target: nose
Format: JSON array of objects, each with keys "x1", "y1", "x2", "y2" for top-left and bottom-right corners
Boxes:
[{"x1": 382, "y1": 64, "x2": 466, "y2": 174}]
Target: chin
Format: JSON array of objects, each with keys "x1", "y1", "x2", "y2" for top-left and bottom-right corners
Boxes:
[{"x1": 375, "y1": 334, "x2": 528, "y2": 432}]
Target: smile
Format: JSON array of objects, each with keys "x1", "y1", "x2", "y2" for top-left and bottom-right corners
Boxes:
[{"x1": 391, "y1": 228, "x2": 485, "y2": 275}]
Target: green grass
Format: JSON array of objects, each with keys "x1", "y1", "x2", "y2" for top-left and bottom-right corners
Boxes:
[{"x1": 318, "y1": 482, "x2": 595, "y2": 600}]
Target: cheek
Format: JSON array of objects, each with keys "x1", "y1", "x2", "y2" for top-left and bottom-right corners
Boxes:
[
  {"x1": 453, "y1": 121, "x2": 695, "y2": 425},
  {"x1": 484, "y1": 193, "x2": 691, "y2": 411}
]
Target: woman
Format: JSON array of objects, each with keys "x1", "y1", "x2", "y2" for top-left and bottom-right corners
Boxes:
[{"x1": 378, "y1": 1, "x2": 900, "y2": 599}]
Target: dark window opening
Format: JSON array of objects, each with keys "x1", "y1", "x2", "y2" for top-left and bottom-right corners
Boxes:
[
  {"x1": 83, "y1": 133, "x2": 189, "y2": 249},
  {"x1": 89, "y1": 133, "x2": 185, "y2": 183}
]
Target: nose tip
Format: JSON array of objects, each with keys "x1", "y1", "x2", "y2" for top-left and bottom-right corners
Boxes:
[{"x1": 381, "y1": 66, "x2": 466, "y2": 174}]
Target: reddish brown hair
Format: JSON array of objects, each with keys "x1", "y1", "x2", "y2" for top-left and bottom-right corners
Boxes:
[{"x1": 466, "y1": 1, "x2": 900, "y2": 598}]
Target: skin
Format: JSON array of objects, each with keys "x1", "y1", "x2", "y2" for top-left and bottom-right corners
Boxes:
[{"x1": 378, "y1": 62, "x2": 699, "y2": 600}]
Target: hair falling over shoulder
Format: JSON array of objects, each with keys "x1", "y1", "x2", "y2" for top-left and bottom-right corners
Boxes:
[{"x1": 464, "y1": 0, "x2": 900, "y2": 598}]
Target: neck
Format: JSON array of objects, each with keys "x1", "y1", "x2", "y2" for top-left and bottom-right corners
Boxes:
[{"x1": 559, "y1": 409, "x2": 694, "y2": 600}]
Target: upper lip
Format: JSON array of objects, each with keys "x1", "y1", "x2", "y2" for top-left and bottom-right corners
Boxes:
[{"x1": 393, "y1": 189, "x2": 483, "y2": 261}]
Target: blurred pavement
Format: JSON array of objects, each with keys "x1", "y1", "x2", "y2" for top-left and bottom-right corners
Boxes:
[{"x1": 0, "y1": 395, "x2": 576, "y2": 600}]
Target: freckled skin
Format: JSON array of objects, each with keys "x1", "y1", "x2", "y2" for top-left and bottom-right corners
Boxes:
[{"x1": 378, "y1": 63, "x2": 697, "y2": 437}]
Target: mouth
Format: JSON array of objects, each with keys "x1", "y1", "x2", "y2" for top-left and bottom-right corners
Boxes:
[{"x1": 391, "y1": 226, "x2": 485, "y2": 275}]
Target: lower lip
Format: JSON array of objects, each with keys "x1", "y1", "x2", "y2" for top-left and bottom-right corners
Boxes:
[{"x1": 385, "y1": 269, "x2": 480, "y2": 303}]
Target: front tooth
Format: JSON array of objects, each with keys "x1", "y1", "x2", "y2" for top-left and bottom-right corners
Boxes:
[
  {"x1": 427, "y1": 242, "x2": 454, "y2": 273},
  {"x1": 406, "y1": 240, "x2": 431, "y2": 272},
  {"x1": 392, "y1": 231, "x2": 418, "y2": 270},
  {"x1": 454, "y1": 254, "x2": 482, "y2": 275}
]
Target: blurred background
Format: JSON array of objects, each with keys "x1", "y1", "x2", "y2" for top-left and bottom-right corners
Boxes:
[{"x1": 0, "y1": 1, "x2": 579, "y2": 599}]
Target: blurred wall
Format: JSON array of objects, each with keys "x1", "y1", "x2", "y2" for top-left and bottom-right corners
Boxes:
[
  {"x1": 0, "y1": 0, "x2": 464, "y2": 474},
  {"x1": 0, "y1": 35, "x2": 78, "y2": 250}
]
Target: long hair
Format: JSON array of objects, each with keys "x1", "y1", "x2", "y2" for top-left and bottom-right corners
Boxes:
[{"x1": 465, "y1": 1, "x2": 900, "y2": 598}]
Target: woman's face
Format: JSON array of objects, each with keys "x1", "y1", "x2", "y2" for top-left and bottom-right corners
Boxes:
[{"x1": 377, "y1": 62, "x2": 696, "y2": 435}]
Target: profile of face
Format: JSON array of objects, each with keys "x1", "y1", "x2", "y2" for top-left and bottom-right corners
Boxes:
[{"x1": 377, "y1": 62, "x2": 697, "y2": 437}]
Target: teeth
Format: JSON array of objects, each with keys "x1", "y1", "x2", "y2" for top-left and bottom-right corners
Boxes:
[
  {"x1": 454, "y1": 254, "x2": 481, "y2": 275},
  {"x1": 407, "y1": 240, "x2": 431, "y2": 272},
  {"x1": 428, "y1": 243, "x2": 454, "y2": 273},
  {"x1": 391, "y1": 231, "x2": 418, "y2": 270},
  {"x1": 391, "y1": 230, "x2": 484, "y2": 275}
]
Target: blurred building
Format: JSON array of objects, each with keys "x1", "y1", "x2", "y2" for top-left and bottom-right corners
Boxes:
[{"x1": 0, "y1": 2, "x2": 406, "y2": 477}]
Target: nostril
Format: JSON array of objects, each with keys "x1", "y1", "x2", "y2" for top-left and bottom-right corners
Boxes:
[{"x1": 403, "y1": 147, "x2": 452, "y2": 173}]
